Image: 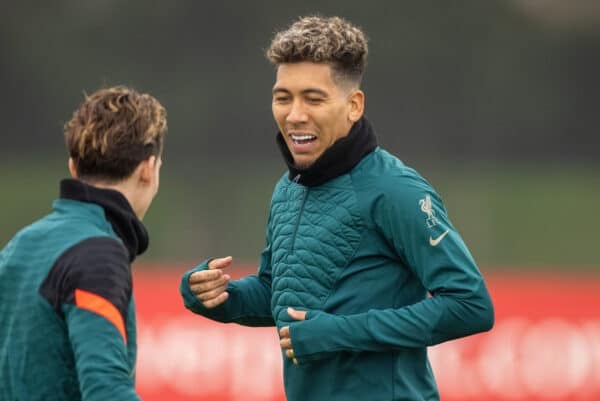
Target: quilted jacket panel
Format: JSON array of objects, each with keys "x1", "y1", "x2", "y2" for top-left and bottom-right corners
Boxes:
[{"x1": 270, "y1": 174, "x2": 363, "y2": 326}]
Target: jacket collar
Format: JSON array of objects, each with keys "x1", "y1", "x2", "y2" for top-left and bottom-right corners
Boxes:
[
  {"x1": 276, "y1": 116, "x2": 378, "y2": 187},
  {"x1": 59, "y1": 179, "x2": 149, "y2": 261}
]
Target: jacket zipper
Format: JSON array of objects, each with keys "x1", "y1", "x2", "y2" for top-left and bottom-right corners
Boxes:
[{"x1": 290, "y1": 187, "x2": 309, "y2": 254}]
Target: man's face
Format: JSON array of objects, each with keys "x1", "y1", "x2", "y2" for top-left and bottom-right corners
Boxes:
[{"x1": 272, "y1": 62, "x2": 362, "y2": 169}]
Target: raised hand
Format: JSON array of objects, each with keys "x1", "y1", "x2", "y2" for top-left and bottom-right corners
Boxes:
[{"x1": 188, "y1": 256, "x2": 233, "y2": 308}]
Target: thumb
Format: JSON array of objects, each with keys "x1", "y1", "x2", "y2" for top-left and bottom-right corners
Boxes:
[
  {"x1": 208, "y1": 256, "x2": 233, "y2": 270},
  {"x1": 287, "y1": 307, "x2": 307, "y2": 321}
]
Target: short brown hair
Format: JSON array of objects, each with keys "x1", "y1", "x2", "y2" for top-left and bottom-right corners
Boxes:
[
  {"x1": 64, "y1": 86, "x2": 167, "y2": 182},
  {"x1": 266, "y1": 16, "x2": 368, "y2": 87}
]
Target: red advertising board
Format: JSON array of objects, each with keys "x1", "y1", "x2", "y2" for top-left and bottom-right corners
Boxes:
[{"x1": 134, "y1": 266, "x2": 600, "y2": 401}]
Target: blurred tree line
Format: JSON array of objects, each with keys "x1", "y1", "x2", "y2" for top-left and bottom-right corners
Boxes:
[{"x1": 1, "y1": 1, "x2": 598, "y2": 267}]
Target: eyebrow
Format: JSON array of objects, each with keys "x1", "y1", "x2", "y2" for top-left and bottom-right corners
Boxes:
[{"x1": 272, "y1": 87, "x2": 329, "y2": 97}]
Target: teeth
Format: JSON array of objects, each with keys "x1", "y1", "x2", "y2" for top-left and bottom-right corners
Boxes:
[{"x1": 291, "y1": 135, "x2": 316, "y2": 141}]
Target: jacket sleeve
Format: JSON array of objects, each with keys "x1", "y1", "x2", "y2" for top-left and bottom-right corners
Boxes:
[
  {"x1": 289, "y1": 175, "x2": 494, "y2": 363},
  {"x1": 180, "y1": 217, "x2": 275, "y2": 327},
  {"x1": 39, "y1": 237, "x2": 140, "y2": 400}
]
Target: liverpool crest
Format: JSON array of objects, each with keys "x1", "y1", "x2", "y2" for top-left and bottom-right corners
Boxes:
[{"x1": 419, "y1": 195, "x2": 438, "y2": 228}]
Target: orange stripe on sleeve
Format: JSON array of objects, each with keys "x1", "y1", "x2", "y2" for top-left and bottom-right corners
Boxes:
[{"x1": 74, "y1": 288, "x2": 127, "y2": 344}]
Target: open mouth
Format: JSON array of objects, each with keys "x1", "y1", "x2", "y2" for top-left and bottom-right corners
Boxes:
[{"x1": 290, "y1": 134, "x2": 317, "y2": 145}]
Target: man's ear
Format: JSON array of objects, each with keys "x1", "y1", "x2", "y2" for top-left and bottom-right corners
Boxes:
[
  {"x1": 68, "y1": 158, "x2": 78, "y2": 178},
  {"x1": 138, "y1": 156, "x2": 157, "y2": 185},
  {"x1": 348, "y1": 89, "x2": 365, "y2": 123}
]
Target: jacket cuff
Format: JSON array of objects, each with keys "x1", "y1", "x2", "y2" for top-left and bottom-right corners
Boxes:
[{"x1": 289, "y1": 310, "x2": 337, "y2": 364}]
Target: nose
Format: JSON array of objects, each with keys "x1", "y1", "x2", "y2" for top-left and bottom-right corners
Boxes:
[{"x1": 286, "y1": 100, "x2": 308, "y2": 124}]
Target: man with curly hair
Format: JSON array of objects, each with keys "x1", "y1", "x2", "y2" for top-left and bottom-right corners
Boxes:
[
  {"x1": 181, "y1": 16, "x2": 494, "y2": 401},
  {"x1": 0, "y1": 86, "x2": 167, "y2": 401}
]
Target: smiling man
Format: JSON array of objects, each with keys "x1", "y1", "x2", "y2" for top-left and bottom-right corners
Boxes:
[
  {"x1": 180, "y1": 16, "x2": 494, "y2": 401},
  {"x1": 272, "y1": 61, "x2": 365, "y2": 170}
]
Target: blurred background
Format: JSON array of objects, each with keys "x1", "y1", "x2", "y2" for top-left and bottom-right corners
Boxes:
[
  {"x1": 1, "y1": 1, "x2": 599, "y2": 400},
  {"x1": 1, "y1": 0, "x2": 599, "y2": 267}
]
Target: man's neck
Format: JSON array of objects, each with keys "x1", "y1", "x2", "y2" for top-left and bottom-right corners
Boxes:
[{"x1": 80, "y1": 179, "x2": 142, "y2": 220}]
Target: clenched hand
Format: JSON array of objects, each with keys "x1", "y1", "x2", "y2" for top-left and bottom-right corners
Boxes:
[{"x1": 279, "y1": 307, "x2": 307, "y2": 365}]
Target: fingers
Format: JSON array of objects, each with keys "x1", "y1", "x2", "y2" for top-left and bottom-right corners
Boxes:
[
  {"x1": 188, "y1": 261, "x2": 231, "y2": 308},
  {"x1": 285, "y1": 348, "x2": 298, "y2": 365},
  {"x1": 208, "y1": 256, "x2": 233, "y2": 270},
  {"x1": 189, "y1": 273, "x2": 230, "y2": 293},
  {"x1": 189, "y1": 268, "x2": 225, "y2": 284},
  {"x1": 279, "y1": 325, "x2": 298, "y2": 364},
  {"x1": 279, "y1": 337, "x2": 292, "y2": 349},
  {"x1": 279, "y1": 326, "x2": 290, "y2": 338},
  {"x1": 195, "y1": 283, "x2": 229, "y2": 301},
  {"x1": 202, "y1": 291, "x2": 229, "y2": 309},
  {"x1": 287, "y1": 307, "x2": 307, "y2": 321}
]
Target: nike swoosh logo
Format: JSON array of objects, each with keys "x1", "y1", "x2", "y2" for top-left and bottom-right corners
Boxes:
[{"x1": 429, "y1": 229, "x2": 450, "y2": 246}]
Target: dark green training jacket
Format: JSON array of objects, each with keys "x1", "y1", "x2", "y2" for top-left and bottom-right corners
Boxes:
[
  {"x1": 181, "y1": 117, "x2": 494, "y2": 401},
  {"x1": 0, "y1": 179, "x2": 147, "y2": 401}
]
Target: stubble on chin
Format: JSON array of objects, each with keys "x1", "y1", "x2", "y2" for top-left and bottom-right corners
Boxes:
[{"x1": 293, "y1": 160, "x2": 313, "y2": 170}]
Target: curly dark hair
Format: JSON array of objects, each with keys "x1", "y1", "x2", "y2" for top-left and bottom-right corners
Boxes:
[
  {"x1": 64, "y1": 86, "x2": 167, "y2": 182},
  {"x1": 266, "y1": 16, "x2": 368, "y2": 87}
]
